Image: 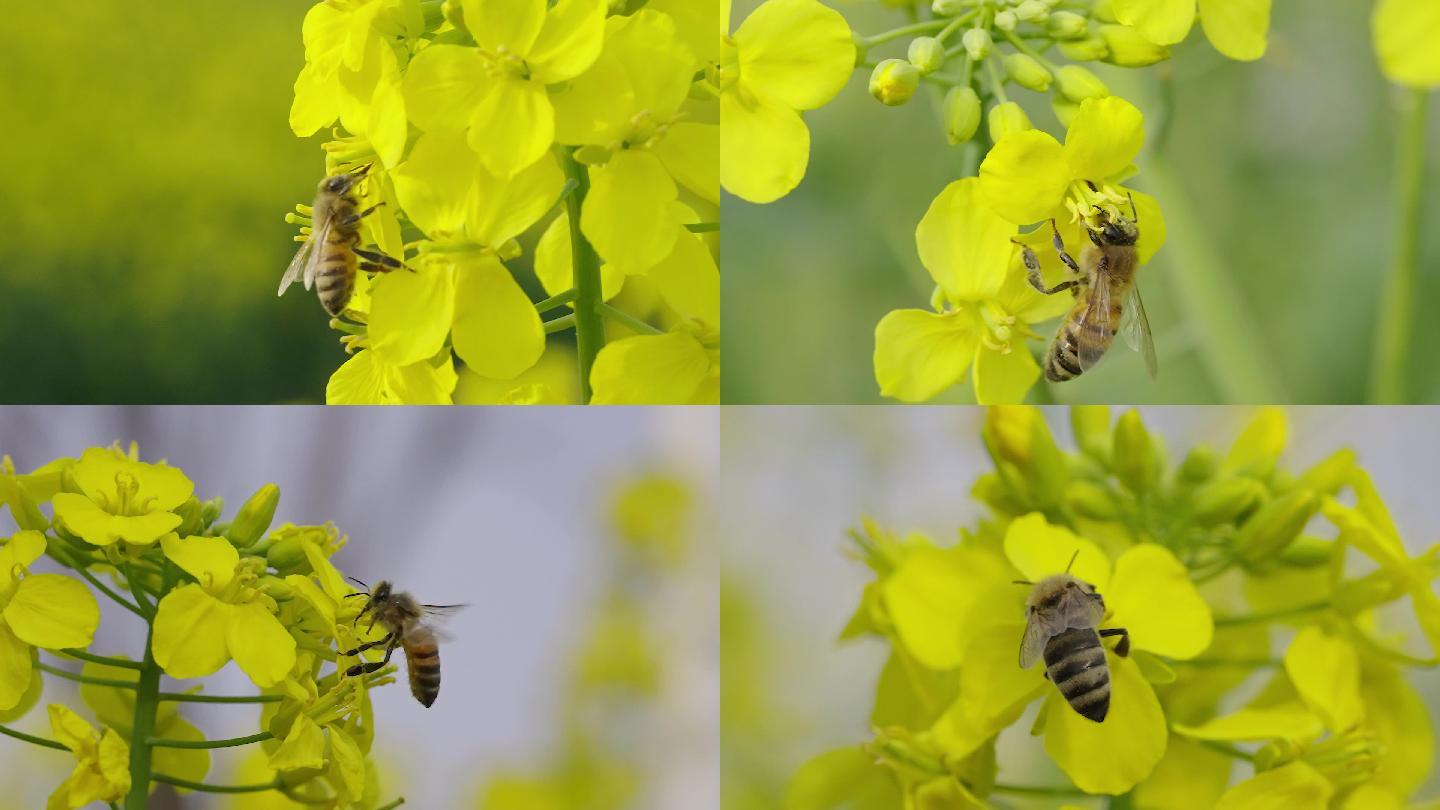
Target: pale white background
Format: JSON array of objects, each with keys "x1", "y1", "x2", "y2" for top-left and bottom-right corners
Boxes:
[
  {"x1": 722, "y1": 407, "x2": 1440, "y2": 804},
  {"x1": 0, "y1": 406, "x2": 718, "y2": 810}
]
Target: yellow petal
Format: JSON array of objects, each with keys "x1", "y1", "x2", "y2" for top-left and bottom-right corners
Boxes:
[
  {"x1": 979, "y1": 129, "x2": 1070, "y2": 225},
  {"x1": 655, "y1": 122, "x2": 720, "y2": 205},
  {"x1": 368, "y1": 259, "x2": 456, "y2": 367},
  {"x1": 3, "y1": 575, "x2": 100, "y2": 650},
  {"x1": 290, "y1": 62, "x2": 339, "y2": 137},
  {"x1": 1222, "y1": 407, "x2": 1287, "y2": 475},
  {"x1": 1283, "y1": 626, "x2": 1363, "y2": 732},
  {"x1": 972, "y1": 339, "x2": 1041, "y2": 405},
  {"x1": 734, "y1": 0, "x2": 854, "y2": 110},
  {"x1": 1106, "y1": 544, "x2": 1212, "y2": 659},
  {"x1": 367, "y1": 74, "x2": 408, "y2": 169},
  {"x1": 48, "y1": 703, "x2": 99, "y2": 755},
  {"x1": 1111, "y1": 0, "x2": 1197, "y2": 45},
  {"x1": 160, "y1": 534, "x2": 238, "y2": 591},
  {"x1": 1044, "y1": 655, "x2": 1167, "y2": 794},
  {"x1": 329, "y1": 726, "x2": 367, "y2": 797},
  {"x1": 402, "y1": 45, "x2": 489, "y2": 135},
  {"x1": 152, "y1": 585, "x2": 232, "y2": 679},
  {"x1": 461, "y1": 0, "x2": 545, "y2": 54},
  {"x1": 97, "y1": 728, "x2": 132, "y2": 794},
  {"x1": 1128, "y1": 188, "x2": 1167, "y2": 264},
  {"x1": 285, "y1": 574, "x2": 338, "y2": 631},
  {"x1": 467, "y1": 153, "x2": 565, "y2": 247},
  {"x1": 0, "y1": 622, "x2": 34, "y2": 712},
  {"x1": 392, "y1": 132, "x2": 476, "y2": 238},
  {"x1": 950, "y1": 617, "x2": 1048, "y2": 744},
  {"x1": 582, "y1": 151, "x2": 683, "y2": 275},
  {"x1": 1172, "y1": 701, "x2": 1324, "y2": 742},
  {"x1": 873, "y1": 309, "x2": 978, "y2": 403},
  {"x1": 785, "y1": 746, "x2": 903, "y2": 809},
  {"x1": 452, "y1": 255, "x2": 545, "y2": 380},
  {"x1": 720, "y1": 85, "x2": 809, "y2": 204},
  {"x1": 1374, "y1": 0, "x2": 1440, "y2": 87},
  {"x1": 534, "y1": 213, "x2": 625, "y2": 301},
  {"x1": 467, "y1": 79, "x2": 553, "y2": 178},
  {"x1": 648, "y1": 230, "x2": 720, "y2": 325},
  {"x1": 1063, "y1": 96, "x2": 1146, "y2": 182},
  {"x1": 915, "y1": 178, "x2": 1014, "y2": 301},
  {"x1": 527, "y1": 0, "x2": 607, "y2": 83},
  {"x1": 227, "y1": 601, "x2": 297, "y2": 689},
  {"x1": 150, "y1": 716, "x2": 208, "y2": 790},
  {"x1": 52, "y1": 494, "x2": 182, "y2": 547},
  {"x1": 1132, "y1": 735, "x2": 1233, "y2": 810},
  {"x1": 0, "y1": 530, "x2": 47, "y2": 590},
  {"x1": 268, "y1": 713, "x2": 327, "y2": 773},
  {"x1": 385, "y1": 356, "x2": 457, "y2": 411},
  {"x1": 1197, "y1": 0, "x2": 1270, "y2": 61},
  {"x1": 1361, "y1": 658, "x2": 1435, "y2": 795},
  {"x1": 1215, "y1": 761, "x2": 1331, "y2": 810},
  {"x1": 326, "y1": 351, "x2": 386, "y2": 405},
  {"x1": 649, "y1": 0, "x2": 720, "y2": 66},
  {"x1": 882, "y1": 544, "x2": 1011, "y2": 670},
  {"x1": 1002, "y1": 513, "x2": 1111, "y2": 590},
  {"x1": 590, "y1": 333, "x2": 710, "y2": 404}
]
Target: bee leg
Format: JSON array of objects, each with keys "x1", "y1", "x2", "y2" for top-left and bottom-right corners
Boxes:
[
  {"x1": 1013, "y1": 237, "x2": 1079, "y2": 296},
  {"x1": 340, "y1": 202, "x2": 386, "y2": 227},
  {"x1": 346, "y1": 637, "x2": 399, "y2": 678},
  {"x1": 1049, "y1": 219, "x2": 1083, "y2": 275},
  {"x1": 1099, "y1": 628, "x2": 1130, "y2": 657},
  {"x1": 354, "y1": 247, "x2": 413, "y2": 274},
  {"x1": 338, "y1": 633, "x2": 394, "y2": 658}
]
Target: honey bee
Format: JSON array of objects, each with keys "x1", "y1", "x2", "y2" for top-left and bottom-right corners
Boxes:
[
  {"x1": 1016, "y1": 552, "x2": 1130, "y2": 722},
  {"x1": 341, "y1": 579, "x2": 465, "y2": 708},
  {"x1": 277, "y1": 165, "x2": 404, "y2": 317},
  {"x1": 1016, "y1": 192, "x2": 1157, "y2": 382}
]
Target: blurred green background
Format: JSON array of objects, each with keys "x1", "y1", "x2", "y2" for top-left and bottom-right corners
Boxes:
[
  {"x1": 722, "y1": 0, "x2": 1440, "y2": 404},
  {"x1": 0, "y1": 2, "x2": 348, "y2": 403}
]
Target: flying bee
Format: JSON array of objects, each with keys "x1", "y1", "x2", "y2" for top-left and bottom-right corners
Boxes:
[
  {"x1": 341, "y1": 578, "x2": 466, "y2": 708},
  {"x1": 1015, "y1": 189, "x2": 1157, "y2": 382},
  {"x1": 277, "y1": 164, "x2": 406, "y2": 317},
  {"x1": 1016, "y1": 551, "x2": 1130, "y2": 722}
]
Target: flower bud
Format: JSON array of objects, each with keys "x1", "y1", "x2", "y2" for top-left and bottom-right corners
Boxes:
[
  {"x1": 1235, "y1": 490, "x2": 1320, "y2": 565},
  {"x1": 1113, "y1": 409, "x2": 1158, "y2": 494},
  {"x1": 932, "y1": 0, "x2": 966, "y2": 14},
  {"x1": 1048, "y1": 11, "x2": 1088, "y2": 39},
  {"x1": 1278, "y1": 535, "x2": 1335, "y2": 567},
  {"x1": 987, "y1": 101, "x2": 1032, "y2": 141},
  {"x1": 1015, "y1": 0, "x2": 1049, "y2": 22},
  {"x1": 1294, "y1": 449, "x2": 1356, "y2": 496},
  {"x1": 173, "y1": 496, "x2": 204, "y2": 536},
  {"x1": 1055, "y1": 65, "x2": 1109, "y2": 101},
  {"x1": 1177, "y1": 446, "x2": 1218, "y2": 484},
  {"x1": 1099, "y1": 24, "x2": 1169, "y2": 67},
  {"x1": 994, "y1": 10, "x2": 1018, "y2": 31},
  {"x1": 266, "y1": 536, "x2": 311, "y2": 574},
  {"x1": 1091, "y1": 0, "x2": 1119, "y2": 23},
  {"x1": 1070, "y1": 406, "x2": 1111, "y2": 462},
  {"x1": 985, "y1": 406, "x2": 1038, "y2": 467},
  {"x1": 1191, "y1": 478, "x2": 1266, "y2": 526},
  {"x1": 441, "y1": 0, "x2": 467, "y2": 31},
  {"x1": 943, "y1": 86, "x2": 982, "y2": 144},
  {"x1": 1065, "y1": 481, "x2": 1119, "y2": 520},
  {"x1": 1334, "y1": 569, "x2": 1405, "y2": 613},
  {"x1": 200, "y1": 496, "x2": 225, "y2": 528},
  {"x1": 869, "y1": 59, "x2": 921, "y2": 106},
  {"x1": 983, "y1": 407, "x2": 1067, "y2": 509},
  {"x1": 907, "y1": 36, "x2": 946, "y2": 74},
  {"x1": 229, "y1": 483, "x2": 280, "y2": 549},
  {"x1": 1004, "y1": 53, "x2": 1052, "y2": 91},
  {"x1": 1059, "y1": 35, "x2": 1109, "y2": 61},
  {"x1": 962, "y1": 28, "x2": 992, "y2": 62}
]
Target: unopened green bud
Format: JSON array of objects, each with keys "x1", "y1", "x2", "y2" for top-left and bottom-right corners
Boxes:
[
  {"x1": 1334, "y1": 569, "x2": 1405, "y2": 614},
  {"x1": 441, "y1": 0, "x2": 466, "y2": 31},
  {"x1": 962, "y1": 28, "x2": 993, "y2": 62},
  {"x1": 932, "y1": 0, "x2": 966, "y2": 14},
  {"x1": 943, "y1": 86, "x2": 982, "y2": 144},
  {"x1": 1295, "y1": 449, "x2": 1356, "y2": 496},
  {"x1": 1055, "y1": 65, "x2": 1109, "y2": 101},
  {"x1": 870, "y1": 59, "x2": 921, "y2": 106},
  {"x1": 200, "y1": 496, "x2": 225, "y2": 528},
  {"x1": 1191, "y1": 478, "x2": 1266, "y2": 526},
  {"x1": 266, "y1": 536, "x2": 311, "y2": 574},
  {"x1": 1004, "y1": 53, "x2": 1052, "y2": 91},
  {"x1": 1052, "y1": 96, "x2": 1079, "y2": 128},
  {"x1": 994, "y1": 10, "x2": 1018, "y2": 31},
  {"x1": 1090, "y1": 0, "x2": 1118, "y2": 23},
  {"x1": 1059, "y1": 35, "x2": 1109, "y2": 61},
  {"x1": 987, "y1": 101, "x2": 1032, "y2": 141},
  {"x1": 1015, "y1": 0, "x2": 1049, "y2": 22},
  {"x1": 1113, "y1": 409, "x2": 1158, "y2": 494},
  {"x1": 173, "y1": 496, "x2": 204, "y2": 536},
  {"x1": 260, "y1": 575, "x2": 296, "y2": 602},
  {"x1": 907, "y1": 36, "x2": 946, "y2": 74},
  {"x1": 1071, "y1": 406, "x2": 1111, "y2": 462},
  {"x1": 229, "y1": 483, "x2": 280, "y2": 548},
  {"x1": 1099, "y1": 24, "x2": 1170, "y2": 66},
  {"x1": 1065, "y1": 480, "x2": 1119, "y2": 520},
  {"x1": 1278, "y1": 535, "x2": 1336, "y2": 567},
  {"x1": 1177, "y1": 446, "x2": 1218, "y2": 484},
  {"x1": 1048, "y1": 11, "x2": 1088, "y2": 39},
  {"x1": 983, "y1": 406, "x2": 1067, "y2": 509},
  {"x1": 1235, "y1": 490, "x2": 1320, "y2": 565}
]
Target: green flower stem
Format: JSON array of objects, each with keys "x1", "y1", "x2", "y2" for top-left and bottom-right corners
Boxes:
[
  {"x1": 999, "y1": 29, "x2": 1057, "y2": 70},
  {"x1": 543, "y1": 313, "x2": 577, "y2": 335},
  {"x1": 534, "y1": 288, "x2": 577, "y2": 314},
  {"x1": 125, "y1": 565, "x2": 172, "y2": 810},
  {"x1": 1196, "y1": 740, "x2": 1256, "y2": 762},
  {"x1": 148, "y1": 730, "x2": 273, "y2": 749},
  {"x1": 37, "y1": 662, "x2": 137, "y2": 689},
  {"x1": 993, "y1": 783, "x2": 1088, "y2": 797},
  {"x1": 983, "y1": 58, "x2": 1010, "y2": 104},
  {"x1": 561, "y1": 147, "x2": 606, "y2": 403},
  {"x1": 597, "y1": 302, "x2": 664, "y2": 336},
  {"x1": 151, "y1": 774, "x2": 282, "y2": 794},
  {"x1": 936, "y1": 10, "x2": 979, "y2": 43},
  {"x1": 159, "y1": 691, "x2": 284, "y2": 704},
  {"x1": 856, "y1": 19, "x2": 949, "y2": 49},
  {"x1": 124, "y1": 564, "x2": 155, "y2": 616},
  {"x1": 0, "y1": 723, "x2": 67, "y2": 751},
  {"x1": 1369, "y1": 88, "x2": 1429, "y2": 404},
  {"x1": 60, "y1": 649, "x2": 142, "y2": 669},
  {"x1": 1143, "y1": 163, "x2": 1288, "y2": 403},
  {"x1": 685, "y1": 222, "x2": 720, "y2": 233},
  {"x1": 1213, "y1": 600, "x2": 1329, "y2": 626},
  {"x1": 375, "y1": 799, "x2": 407, "y2": 810}
]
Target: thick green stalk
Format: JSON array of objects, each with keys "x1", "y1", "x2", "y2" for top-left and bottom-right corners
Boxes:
[
  {"x1": 149, "y1": 731, "x2": 273, "y2": 749},
  {"x1": 125, "y1": 567, "x2": 170, "y2": 810},
  {"x1": 562, "y1": 148, "x2": 606, "y2": 403},
  {"x1": 1144, "y1": 164, "x2": 1287, "y2": 402},
  {"x1": 1369, "y1": 89, "x2": 1429, "y2": 403}
]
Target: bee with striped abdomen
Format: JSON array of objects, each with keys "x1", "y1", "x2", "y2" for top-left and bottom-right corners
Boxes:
[
  {"x1": 341, "y1": 579, "x2": 465, "y2": 708},
  {"x1": 1016, "y1": 192, "x2": 1157, "y2": 382},
  {"x1": 1016, "y1": 552, "x2": 1130, "y2": 722},
  {"x1": 278, "y1": 164, "x2": 405, "y2": 317}
]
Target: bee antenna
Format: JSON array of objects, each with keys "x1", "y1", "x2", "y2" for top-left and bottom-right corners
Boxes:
[
  {"x1": 1063, "y1": 549, "x2": 1080, "y2": 574},
  {"x1": 1011, "y1": 579, "x2": 1035, "y2": 586},
  {"x1": 345, "y1": 576, "x2": 370, "y2": 593},
  {"x1": 1128, "y1": 191, "x2": 1138, "y2": 222},
  {"x1": 350, "y1": 163, "x2": 372, "y2": 178}
]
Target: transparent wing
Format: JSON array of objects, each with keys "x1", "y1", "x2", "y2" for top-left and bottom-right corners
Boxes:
[
  {"x1": 1074, "y1": 266, "x2": 1114, "y2": 371},
  {"x1": 1121, "y1": 285, "x2": 1158, "y2": 380},
  {"x1": 1019, "y1": 611, "x2": 1059, "y2": 669},
  {"x1": 277, "y1": 237, "x2": 313, "y2": 296},
  {"x1": 301, "y1": 216, "x2": 332, "y2": 291},
  {"x1": 418, "y1": 604, "x2": 467, "y2": 643}
]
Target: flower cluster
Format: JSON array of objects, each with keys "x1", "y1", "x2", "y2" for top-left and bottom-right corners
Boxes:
[
  {"x1": 289, "y1": 0, "x2": 719, "y2": 404},
  {"x1": 0, "y1": 445, "x2": 407, "y2": 808},
  {"x1": 791, "y1": 407, "x2": 1438, "y2": 805}
]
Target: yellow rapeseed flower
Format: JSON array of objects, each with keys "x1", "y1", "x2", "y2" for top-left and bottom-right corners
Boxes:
[
  {"x1": 51, "y1": 447, "x2": 194, "y2": 547},
  {"x1": 1373, "y1": 0, "x2": 1440, "y2": 87},
  {"x1": 0, "y1": 531, "x2": 100, "y2": 711},
  {"x1": 45, "y1": 704, "x2": 130, "y2": 810},
  {"x1": 1112, "y1": 0, "x2": 1271, "y2": 61}
]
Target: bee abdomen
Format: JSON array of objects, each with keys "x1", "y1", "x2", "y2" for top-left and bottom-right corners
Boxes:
[
  {"x1": 1045, "y1": 315, "x2": 1087, "y2": 382},
  {"x1": 315, "y1": 252, "x2": 355, "y2": 316},
  {"x1": 1043, "y1": 627, "x2": 1110, "y2": 722},
  {"x1": 404, "y1": 639, "x2": 441, "y2": 708}
]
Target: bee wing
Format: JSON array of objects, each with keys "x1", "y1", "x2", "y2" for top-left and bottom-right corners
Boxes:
[
  {"x1": 277, "y1": 237, "x2": 313, "y2": 296},
  {"x1": 1019, "y1": 610, "x2": 1061, "y2": 669},
  {"x1": 300, "y1": 215, "x2": 333, "y2": 291},
  {"x1": 417, "y1": 604, "x2": 467, "y2": 643},
  {"x1": 1074, "y1": 268, "x2": 1114, "y2": 372},
  {"x1": 1121, "y1": 285, "x2": 1159, "y2": 380}
]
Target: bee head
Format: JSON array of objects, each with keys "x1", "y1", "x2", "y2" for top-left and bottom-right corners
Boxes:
[
  {"x1": 318, "y1": 164, "x2": 369, "y2": 195},
  {"x1": 372, "y1": 580, "x2": 392, "y2": 601},
  {"x1": 1099, "y1": 217, "x2": 1138, "y2": 246}
]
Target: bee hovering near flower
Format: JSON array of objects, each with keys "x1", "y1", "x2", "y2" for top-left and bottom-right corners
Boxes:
[
  {"x1": 1016, "y1": 551, "x2": 1131, "y2": 722},
  {"x1": 1016, "y1": 188, "x2": 1158, "y2": 382},
  {"x1": 278, "y1": 165, "x2": 407, "y2": 317},
  {"x1": 341, "y1": 578, "x2": 466, "y2": 708}
]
